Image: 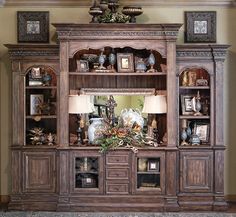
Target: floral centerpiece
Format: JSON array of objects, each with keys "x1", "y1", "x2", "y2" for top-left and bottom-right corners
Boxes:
[{"x1": 96, "y1": 122, "x2": 156, "y2": 153}]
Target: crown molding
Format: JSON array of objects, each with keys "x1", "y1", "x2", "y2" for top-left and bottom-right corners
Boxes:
[{"x1": 3, "y1": 0, "x2": 236, "y2": 7}]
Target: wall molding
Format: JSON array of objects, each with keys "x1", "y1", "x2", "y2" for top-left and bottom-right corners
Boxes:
[{"x1": 2, "y1": 0, "x2": 236, "y2": 7}]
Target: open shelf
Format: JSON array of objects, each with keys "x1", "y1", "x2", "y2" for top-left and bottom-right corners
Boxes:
[
  {"x1": 26, "y1": 86, "x2": 57, "y2": 89},
  {"x1": 179, "y1": 115, "x2": 210, "y2": 119},
  {"x1": 26, "y1": 115, "x2": 57, "y2": 119},
  {"x1": 69, "y1": 72, "x2": 166, "y2": 76},
  {"x1": 179, "y1": 86, "x2": 210, "y2": 90}
]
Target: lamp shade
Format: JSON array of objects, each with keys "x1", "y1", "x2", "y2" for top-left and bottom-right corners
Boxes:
[
  {"x1": 68, "y1": 95, "x2": 94, "y2": 114},
  {"x1": 142, "y1": 95, "x2": 167, "y2": 114}
]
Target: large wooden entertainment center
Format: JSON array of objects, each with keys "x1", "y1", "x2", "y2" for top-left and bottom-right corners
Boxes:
[{"x1": 6, "y1": 23, "x2": 229, "y2": 211}]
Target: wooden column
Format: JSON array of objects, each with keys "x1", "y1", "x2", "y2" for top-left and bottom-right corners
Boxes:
[
  {"x1": 167, "y1": 41, "x2": 177, "y2": 147},
  {"x1": 212, "y1": 45, "x2": 229, "y2": 211},
  {"x1": 59, "y1": 41, "x2": 69, "y2": 146}
]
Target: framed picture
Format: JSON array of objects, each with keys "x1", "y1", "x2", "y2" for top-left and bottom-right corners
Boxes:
[
  {"x1": 148, "y1": 160, "x2": 160, "y2": 172},
  {"x1": 181, "y1": 95, "x2": 194, "y2": 115},
  {"x1": 30, "y1": 94, "x2": 44, "y2": 115},
  {"x1": 117, "y1": 53, "x2": 134, "y2": 73},
  {"x1": 185, "y1": 11, "x2": 216, "y2": 43},
  {"x1": 76, "y1": 60, "x2": 89, "y2": 72},
  {"x1": 193, "y1": 122, "x2": 210, "y2": 143},
  {"x1": 17, "y1": 11, "x2": 49, "y2": 43}
]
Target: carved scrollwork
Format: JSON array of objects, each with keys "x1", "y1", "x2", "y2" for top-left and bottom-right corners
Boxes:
[
  {"x1": 57, "y1": 30, "x2": 179, "y2": 39},
  {"x1": 177, "y1": 51, "x2": 212, "y2": 58},
  {"x1": 8, "y1": 50, "x2": 59, "y2": 57}
]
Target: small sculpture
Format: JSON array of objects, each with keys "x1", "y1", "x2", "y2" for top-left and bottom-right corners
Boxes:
[
  {"x1": 180, "y1": 119, "x2": 189, "y2": 146},
  {"x1": 42, "y1": 71, "x2": 52, "y2": 86},
  {"x1": 47, "y1": 133, "x2": 55, "y2": 146},
  {"x1": 109, "y1": 50, "x2": 116, "y2": 72},
  {"x1": 193, "y1": 91, "x2": 202, "y2": 116},
  {"x1": 135, "y1": 58, "x2": 146, "y2": 73},
  {"x1": 106, "y1": 95, "x2": 117, "y2": 126},
  {"x1": 29, "y1": 127, "x2": 45, "y2": 145},
  {"x1": 147, "y1": 51, "x2": 157, "y2": 73},
  {"x1": 97, "y1": 50, "x2": 106, "y2": 70}
]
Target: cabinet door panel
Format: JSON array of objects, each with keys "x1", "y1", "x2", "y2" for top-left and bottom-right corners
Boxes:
[
  {"x1": 180, "y1": 151, "x2": 213, "y2": 193},
  {"x1": 23, "y1": 151, "x2": 56, "y2": 193}
]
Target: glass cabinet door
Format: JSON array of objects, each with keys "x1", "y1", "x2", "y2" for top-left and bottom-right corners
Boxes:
[
  {"x1": 137, "y1": 157, "x2": 160, "y2": 189},
  {"x1": 134, "y1": 152, "x2": 165, "y2": 194},
  {"x1": 75, "y1": 157, "x2": 99, "y2": 189}
]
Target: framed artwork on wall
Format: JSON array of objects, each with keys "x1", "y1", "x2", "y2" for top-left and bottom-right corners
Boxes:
[
  {"x1": 17, "y1": 11, "x2": 49, "y2": 43},
  {"x1": 184, "y1": 11, "x2": 216, "y2": 43}
]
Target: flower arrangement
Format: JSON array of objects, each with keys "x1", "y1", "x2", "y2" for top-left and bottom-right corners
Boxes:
[{"x1": 96, "y1": 122, "x2": 155, "y2": 153}]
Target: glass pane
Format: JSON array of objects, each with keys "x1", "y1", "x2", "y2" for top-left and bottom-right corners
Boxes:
[
  {"x1": 75, "y1": 157, "x2": 99, "y2": 188},
  {"x1": 137, "y1": 157, "x2": 160, "y2": 189}
]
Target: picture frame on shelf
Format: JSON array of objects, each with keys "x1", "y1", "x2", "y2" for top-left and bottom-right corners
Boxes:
[
  {"x1": 117, "y1": 53, "x2": 134, "y2": 73},
  {"x1": 30, "y1": 94, "x2": 44, "y2": 115},
  {"x1": 147, "y1": 159, "x2": 159, "y2": 172},
  {"x1": 184, "y1": 11, "x2": 216, "y2": 43},
  {"x1": 76, "y1": 60, "x2": 89, "y2": 72},
  {"x1": 17, "y1": 11, "x2": 49, "y2": 43},
  {"x1": 180, "y1": 95, "x2": 194, "y2": 115},
  {"x1": 193, "y1": 122, "x2": 210, "y2": 143}
]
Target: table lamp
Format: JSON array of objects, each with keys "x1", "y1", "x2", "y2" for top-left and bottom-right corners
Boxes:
[
  {"x1": 142, "y1": 95, "x2": 167, "y2": 143},
  {"x1": 69, "y1": 95, "x2": 94, "y2": 144}
]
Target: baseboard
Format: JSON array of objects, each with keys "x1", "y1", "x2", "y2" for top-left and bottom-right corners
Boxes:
[
  {"x1": 225, "y1": 195, "x2": 236, "y2": 202},
  {"x1": 0, "y1": 195, "x2": 10, "y2": 203}
]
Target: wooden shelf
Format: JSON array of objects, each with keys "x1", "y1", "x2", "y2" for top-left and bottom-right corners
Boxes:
[
  {"x1": 69, "y1": 72, "x2": 166, "y2": 76},
  {"x1": 179, "y1": 115, "x2": 210, "y2": 119},
  {"x1": 179, "y1": 86, "x2": 210, "y2": 89},
  {"x1": 26, "y1": 115, "x2": 57, "y2": 119},
  {"x1": 75, "y1": 171, "x2": 98, "y2": 175},
  {"x1": 137, "y1": 171, "x2": 160, "y2": 175},
  {"x1": 26, "y1": 86, "x2": 57, "y2": 89},
  {"x1": 179, "y1": 145, "x2": 211, "y2": 149}
]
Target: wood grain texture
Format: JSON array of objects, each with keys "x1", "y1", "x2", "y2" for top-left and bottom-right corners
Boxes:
[
  {"x1": 4, "y1": 0, "x2": 236, "y2": 7},
  {"x1": 180, "y1": 151, "x2": 213, "y2": 193}
]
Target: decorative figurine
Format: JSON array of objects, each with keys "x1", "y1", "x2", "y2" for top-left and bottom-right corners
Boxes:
[
  {"x1": 47, "y1": 133, "x2": 55, "y2": 146},
  {"x1": 135, "y1": 58, "x2": 147, "y2": 73},
  {"x1": 29, "y1": 127, "x2": 45, "y2": 145},
  {"x1": 180, "y1": 119, "x2": 189, "y2": 146},
  {"x1": 109, "y1": 49, "x2": 116, "y2": 72},
  {"x1": 147, "y1": 51, "x2": 157, "y2": 73},
  {"x1": 106, "y1": 95, "x2": 117, "y2": 126},
  {"x1": 193, "y1": 91, "x2": 202, "y2": 116},
  {"x1": 42, "y1": 71, "x2": 52, "y2": 86},
  {"x1": 97, "y1": 50, "x2": 106, "y2": 70}
]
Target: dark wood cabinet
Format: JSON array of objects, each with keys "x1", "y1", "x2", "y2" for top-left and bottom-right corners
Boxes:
[{"x1": 5, "y1": 24, "x2": 229, "y2": 211}]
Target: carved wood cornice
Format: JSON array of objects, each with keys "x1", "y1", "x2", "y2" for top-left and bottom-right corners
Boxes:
[
  {"x1": 2, "y1": 0, "x2": 236, "y2": 7},
  {"x1": 4, "y1": 44, "x2": 59, "y2": 59},
  {"x1": 176, "y1": 44, "x2": 230, "y2": 61},
  {"x1": 53, "y1": 23, "x2": 182, "y2": 41}
]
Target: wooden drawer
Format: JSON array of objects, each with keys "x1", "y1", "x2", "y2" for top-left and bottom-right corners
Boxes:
[
  {"x1": 106, "y1": 182, "x2": 129, "y2": 194},
  {"x1": 106, "y1": 168, "x2": 129, "y2": 180},
  {"x1": 106, "y1": 154, "x2": 129, "y2": 166}
]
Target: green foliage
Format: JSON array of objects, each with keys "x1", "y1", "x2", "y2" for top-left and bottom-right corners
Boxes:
[{"x1": 98, "y1": 11, "x2": 130, "y2": 23}]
